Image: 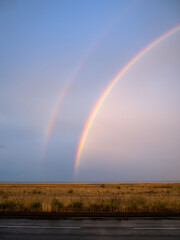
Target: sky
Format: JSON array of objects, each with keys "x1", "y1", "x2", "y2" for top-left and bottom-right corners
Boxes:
[{"x1": 0, "y1": 0, "x2": 180, "y2": 182}]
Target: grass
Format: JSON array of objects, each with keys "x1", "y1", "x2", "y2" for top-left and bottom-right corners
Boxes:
[
  {"x1": 0, "y1": 183, "x2": 179, "y2": 214},
  {"x1": 69, "y1": 201, "x2": 83, "y2": 209},
  {"x1": 68, "y1": 189, "x2": 73, "y2": 194},
  {"x1": 32, "y1": 189, "x2": 41, "y2": 194},
  {"x1": 51, "y1": 199, "x2": 64, "y2": 212}
]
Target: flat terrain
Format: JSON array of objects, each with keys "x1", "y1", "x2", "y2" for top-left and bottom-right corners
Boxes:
[
  {"x1": 0, "y1": 218, "x2": 180, "y2": 240},
  {"x1": 0, "y1": 183, "x2": 179, "y2": 215}
]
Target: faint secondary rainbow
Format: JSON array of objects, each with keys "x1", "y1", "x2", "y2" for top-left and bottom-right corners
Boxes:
[
  {"x1": 41, "y1": 41, "x2": 103, "y2": 159},
  {"x1": 41, "y1": 78, "x2": 73, "y2": 159},
  {"x1": 74, "y1": 24, "x2": 180, "y2": 173},
  {"x1": 41, "y1": 1, "x2": 138, "y2": 159}
]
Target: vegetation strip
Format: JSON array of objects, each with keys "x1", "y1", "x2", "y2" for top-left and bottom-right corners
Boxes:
[{"x1": 0, "y1": 183, "x2": 179, "y2": 215}]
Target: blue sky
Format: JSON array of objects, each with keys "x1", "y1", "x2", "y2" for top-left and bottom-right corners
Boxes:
[{"x1": 0, "y1": 0, "x2": 180, "y2": 182}]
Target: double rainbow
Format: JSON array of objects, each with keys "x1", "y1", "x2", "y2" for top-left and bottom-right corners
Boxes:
[
  {"x1": 41, "y1": 1, "x2": 137, "y2": 159},
  {"x1": 74, "y1": 24, "x2": 180, "y2": 173}
]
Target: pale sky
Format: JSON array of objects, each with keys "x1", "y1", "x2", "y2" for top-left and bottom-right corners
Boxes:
[{"x1": 0, "y1": 0, "x2": 180, "y2": 182}]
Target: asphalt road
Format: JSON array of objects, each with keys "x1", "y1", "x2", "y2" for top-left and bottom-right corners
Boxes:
[{"x1": 0, "y1": 218, "x2": 179, "y2": 240}]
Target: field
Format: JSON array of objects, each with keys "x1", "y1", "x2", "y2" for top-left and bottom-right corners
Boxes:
[{"x1": 0, "y1": 183, "x2": 179, "y2": 215}]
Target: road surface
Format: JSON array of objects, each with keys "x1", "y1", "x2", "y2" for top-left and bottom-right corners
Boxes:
[{"x1": 0, "y1": 218, "x2": 179, "y2": 239}]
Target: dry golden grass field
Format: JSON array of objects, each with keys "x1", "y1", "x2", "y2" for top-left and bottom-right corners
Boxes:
[{"x1": 0, "y1": 183, "x2": 179, "y2": 214}]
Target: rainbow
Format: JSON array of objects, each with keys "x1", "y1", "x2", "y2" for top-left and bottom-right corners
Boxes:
[
  {"x1": 41, "y1": 1, "x2": 137, "y2": 159},
  {"x1": 41, "y1": 45, "x2": 100, "y2": 159},
  {"x1": 41, "y1": 78, "x2": 73, "y2": 159},
  {"x1": 74, "y1": 24, "x2": 180, "y2": 173}
]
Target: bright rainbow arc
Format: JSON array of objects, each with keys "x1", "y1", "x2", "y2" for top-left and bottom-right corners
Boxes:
[
  {"x1": 42, "y1": 1, "x2": 138, "y2": 159},
  {"x1": 74, "y1": 24, "x2": 180, "y2": 173}
]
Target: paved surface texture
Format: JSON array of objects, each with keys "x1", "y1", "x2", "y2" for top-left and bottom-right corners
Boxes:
[{"x1": 0, "y1": 218, "x2": 179, "y2": 240}]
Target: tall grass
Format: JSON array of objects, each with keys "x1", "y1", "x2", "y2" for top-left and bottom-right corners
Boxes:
[{"x1": 0, "y1": 183, "x2": 179, "y2": 214}]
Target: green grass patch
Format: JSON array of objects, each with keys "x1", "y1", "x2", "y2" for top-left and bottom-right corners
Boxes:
[
  {"x1": 68, "y1": 189, "x2": 73, "y2": 194},
  {"x1": 31, "y1": 201, "x2": 42, "y2": 210},
  {"x1": 51, "y1": 199, "x2": 64, "y2": 212},
  {"x1": 69, "y1": 201, "x2": 83, "y2": 209}
]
